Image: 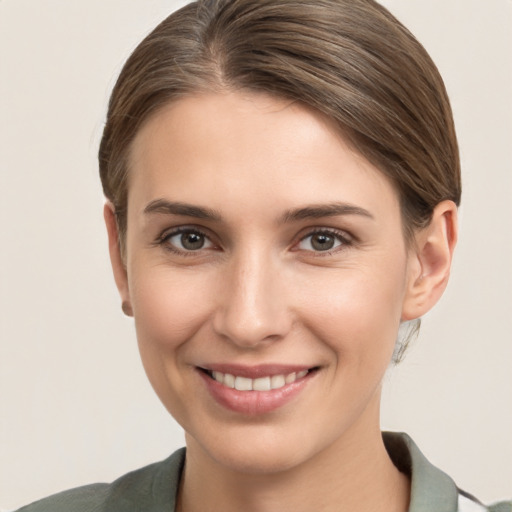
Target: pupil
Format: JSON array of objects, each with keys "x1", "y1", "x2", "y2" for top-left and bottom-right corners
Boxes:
[
  {"x1": 181, "y1": 232, "x2": 204, "y2": 250},
  {"x1": 312, "y1": 234, "x2": 334, "y2": 251}
]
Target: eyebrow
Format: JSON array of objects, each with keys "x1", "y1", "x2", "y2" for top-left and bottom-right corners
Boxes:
[
  {"x1": 143, "y1": 199, "x2": 373, "y2": 223},
  {"x1": 280, "y1": 203, "x2": 374, "y2": 223},
  {"x1": 143, "y1": 199, "x2": 222, "y2": 221}
]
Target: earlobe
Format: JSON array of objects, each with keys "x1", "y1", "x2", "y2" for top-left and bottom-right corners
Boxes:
[
  {"x1": 104, "y1": 202, "x2": 132, "y2": 316},
  {"x1": 401, "y1": 200, "x2": 458, "y2": 321}
]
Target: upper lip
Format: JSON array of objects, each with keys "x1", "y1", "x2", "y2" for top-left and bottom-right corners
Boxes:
[{"x1": 198, "y1": 364, "x2": 316, "y2": 378}]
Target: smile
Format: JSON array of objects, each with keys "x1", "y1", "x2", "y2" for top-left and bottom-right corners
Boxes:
[
  {"x1": 208, "y1": 369, "x2": 309, "y2": 391},
  {"x1": 198, "y1": 365, "x2": 318, "y2": 415}
]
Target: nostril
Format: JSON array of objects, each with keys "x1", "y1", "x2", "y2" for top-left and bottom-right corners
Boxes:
[
  {"x1": 211, "y1": 262, "x2": 293, "y2": 347},
  {"x1": 212, "y1": 299, "x2": 293, "y2": 348}
]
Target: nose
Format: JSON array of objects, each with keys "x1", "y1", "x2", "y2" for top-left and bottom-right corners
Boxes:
[{"x1": 212, "y1": 249, "x2": 293, "y2": 348}]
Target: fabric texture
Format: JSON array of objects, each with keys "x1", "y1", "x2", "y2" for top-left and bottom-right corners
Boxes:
[{"x1": 15, "y1": 432, "x2": 511, "y2": 512}]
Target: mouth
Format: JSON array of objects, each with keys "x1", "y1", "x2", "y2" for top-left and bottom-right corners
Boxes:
[
  {"x1": 200, "y1": 367, "x2": 316, "y2": 391},
  {"x1": 196, "y1": 365, "x2": 319, "y2": 414}
]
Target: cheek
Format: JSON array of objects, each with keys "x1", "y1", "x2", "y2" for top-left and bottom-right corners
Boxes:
[
  {"x1": 127, "y1": 266, "x2": 217, "y2": 420},
  {"x1": 294, "y1": 260, "x2": 407, "y2": 360},
  {"x1": 130, "y1": 266, "x2": 212, "y2": 341}
]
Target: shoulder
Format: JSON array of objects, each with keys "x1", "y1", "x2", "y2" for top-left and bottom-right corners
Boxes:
[
  {"x1": 14, "y1": 484, "x2": 110, "y2": 512},
  {"x1": 14, "y1": 448, "x2": 186, "y2": 512},
  {"x1": 487, "y1": 501, "x2": 512, "y2": 512},
  {"x1": 383, "y1": 432, "x2": 511, "y2": 512}
]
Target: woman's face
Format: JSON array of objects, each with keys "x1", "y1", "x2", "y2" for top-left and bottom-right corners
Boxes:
[{"x1": 116, "y1": 92, "x2": 420, "y2": 473}]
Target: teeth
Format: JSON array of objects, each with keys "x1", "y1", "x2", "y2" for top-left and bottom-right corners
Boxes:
[
  {"x1": 210, "y1": 369, "x2": 310, "y2": 391},
  {"x1": 253, "y1": 376, "x2": 271, "y2": 391},
  {"x1": 224, "y1": 373, "x2": 235, "y2": 389},
  {"x1": 270, "y1": 374, "x2": 285, "y2": 389},
  {"x1": 234, "y1": 376, "x2": 252, "y2": 391},
  {"x1": 285, "y1": 372, "x2": 296, "y2": 384}
]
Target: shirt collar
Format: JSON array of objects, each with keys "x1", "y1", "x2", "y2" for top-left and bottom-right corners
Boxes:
[
  {"x1": 162, "y1": 433, "x2": 461, "y2": 512},
  {"x1": 383, "y1": 431, "x2": 459, "y2": 512}
]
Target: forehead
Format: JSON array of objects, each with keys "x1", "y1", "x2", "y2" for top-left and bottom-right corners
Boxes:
[{"x1": 127, "y1": 92, "x2": 400, "y2": 223}]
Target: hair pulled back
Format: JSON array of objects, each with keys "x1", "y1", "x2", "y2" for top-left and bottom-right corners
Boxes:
[{"x1": 99, "y1": 0, "x2": 461, "y2": 252}]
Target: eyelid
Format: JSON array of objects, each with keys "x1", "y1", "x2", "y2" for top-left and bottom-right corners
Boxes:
[
  {"x1": 155, "y1": 225, "x2": 218, "y2": 255},
  {"x1": 153, "y1": 224, "x2": 354, "y2": 256},
  {"x1": 293, "y1": 227, "x2": 354, "y2": 254}
]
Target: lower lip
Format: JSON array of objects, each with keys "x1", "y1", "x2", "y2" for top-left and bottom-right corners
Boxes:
[{"x1": 199, "y1": 370, "x2": 314, "y2": 415}]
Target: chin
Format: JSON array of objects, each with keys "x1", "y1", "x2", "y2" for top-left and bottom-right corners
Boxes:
[{"x1": 186, "y1": 425, "x2": 319, "y2": 475}]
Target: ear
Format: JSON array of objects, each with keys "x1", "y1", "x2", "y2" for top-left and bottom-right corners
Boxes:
[
  {"x1": 104, "y1": 202, "x2": 132, "y2": 316},
  {"x1": 401, "y1": 200, "x2": 458, "y2": 321}
]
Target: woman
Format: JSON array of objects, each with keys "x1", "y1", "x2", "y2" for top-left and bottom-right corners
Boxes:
[{"x1": 14, "y1": 0, "x2": 510, "y2": 511}]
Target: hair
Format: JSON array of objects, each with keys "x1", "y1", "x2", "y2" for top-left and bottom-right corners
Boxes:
[{"x1": 98, "y1": 0, "x2": 461, "y2": 360}]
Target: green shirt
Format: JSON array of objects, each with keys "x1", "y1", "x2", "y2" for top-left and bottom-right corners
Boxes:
[{"x1": 15, "y1": 432, "x2": 511, "y2": 512}]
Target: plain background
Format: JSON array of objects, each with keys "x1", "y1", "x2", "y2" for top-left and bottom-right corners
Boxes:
[{"x1": 1, "y1": 0, "x2": 510, "y2": 509}]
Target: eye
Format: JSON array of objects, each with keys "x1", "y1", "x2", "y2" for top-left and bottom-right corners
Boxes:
[
  {"x1": 160, "y1": 228, "x2": 215, "y2": 253},
  {"x1": 297, "y1": 230, "x2": 348, "y2": 252}
]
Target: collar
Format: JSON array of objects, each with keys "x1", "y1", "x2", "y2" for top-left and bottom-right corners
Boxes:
[
  {"x1": 383, "y1": 431, "x2": 460, "y2": 512},
  {"x1": 150, "y1": 433, "x2": 463, "y2": 512}
]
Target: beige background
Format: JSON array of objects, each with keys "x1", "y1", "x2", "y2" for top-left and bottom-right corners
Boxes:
[{"x1": 1, "y1": 0, "x2": 511, "y2": 509}]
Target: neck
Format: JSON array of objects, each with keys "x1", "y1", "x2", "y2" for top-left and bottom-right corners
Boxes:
[{"x1": 178, "y1": 396, "x2": 410, "y2": 512}]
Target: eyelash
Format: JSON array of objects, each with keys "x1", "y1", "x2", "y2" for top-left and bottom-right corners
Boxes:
[
  {"x1": 294, "y1": 228, "x2": 353, "y2": 256},
  {"x1": 156, "y1": 226, "x2": 215, "y2": 257},
  {"x1": 155, "y1": 227, "x2": 353, "y2": 256}
]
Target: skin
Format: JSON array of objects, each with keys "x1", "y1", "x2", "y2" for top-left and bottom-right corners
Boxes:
[{"x1": 105, "y1": 92, "x2": 457, "y2": 512}]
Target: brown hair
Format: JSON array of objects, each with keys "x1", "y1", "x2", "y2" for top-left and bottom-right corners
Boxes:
[{"x1": 99, "y1": 0, "x2": 461, "y2": 254}]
